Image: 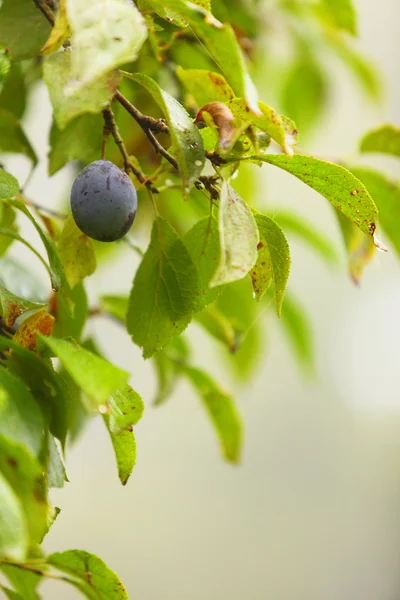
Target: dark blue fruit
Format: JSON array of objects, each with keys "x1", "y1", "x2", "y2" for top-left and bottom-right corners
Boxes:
[{"x1": 70, "y1": 160, "x2": 138, "y2": 242}]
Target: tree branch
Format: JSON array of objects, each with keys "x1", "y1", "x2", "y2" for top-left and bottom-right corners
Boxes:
[
  {"x1": 102, "y1": 108, "x2": 159, "y2": 194},
  {"x1": 33, "y1": 0, "x2": 55, "y2": 26},
  {"x1": 114, "y1": 90, "x2": 169, "y2": 134}
]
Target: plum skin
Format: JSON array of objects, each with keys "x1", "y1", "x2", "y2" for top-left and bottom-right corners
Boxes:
[{"x1": 70, "y1": 160, "x2": 138, "y2": 242}]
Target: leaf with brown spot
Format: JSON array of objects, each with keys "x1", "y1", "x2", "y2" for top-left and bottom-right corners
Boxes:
[
  {"x1": 196, "y1": 101, "x2": 239, "y2": 151},
  {"x1": 14, "y1": 310, "x2": 55, "y2": 352},
  {"x1": 0, "y1": 283, "x2": 45, "y2": 326}
]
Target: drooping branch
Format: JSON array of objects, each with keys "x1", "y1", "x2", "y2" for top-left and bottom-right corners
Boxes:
[{"x1": 102, "y1": 108, "x2": 159, "y2": 194}]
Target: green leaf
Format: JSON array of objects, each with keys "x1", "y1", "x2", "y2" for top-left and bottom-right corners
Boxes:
[
  {"x1": 104, "y1": 419, "x2": 137, "y2": 485},
  {"x1": 359, "y1": 124, "x2": 400, "y2": 157},
  {"x1": 37, "y1": 335, "x2": 129, "y2": 408},
  {"x1": 47, "y1": 549, "x2": 128, "y2": 599},
  {"x1": 0, "y1": 169, "x2": 19, "y2": 199},
  {"x1": 251, "y1": 213, "x2": 290, "y2": 313},
  {"x1": 49, "y1": 114, "x2": 103, "y2": 175},
  {"x1": 280, "y1": 293, "x2": 313, "y2": 371},
  {"x1": 0, "y1": 471, "x2": 27, "y2": 561},
  {"x1": 0, "y1": 565, "x2": 41, "y2": 600},
  {"x1": 0, "y1": 204, "x2": 17, "y2": 257},
  {"x1": 176, "y1": 67, "x2": 235, "y2": 107},
  {"x1": 127, "y1": 217, "x2": 200, "y2": 358},
  {"x1": 196, "y1": 305, "x2": 243, "y2": 353},
  {"x1": 0, "y1": 435, "x2": 50, "y2": 545},
  {"x1": 66, "y1": 0, "x2": 147, "y2": 87},
  {"x1": 228, "y1": 99, "x2": 297, "y2": 155},
  {"x1": 0, "y1": 257, "x2": 47, "y2": 303},
  {"x1": 183, "y1": 216, "x2": 221, "y2": 310},
  {"x1": 0, "y1": 282, "x2": 45, "y2": 326},
  {"x1": 52, "y1": 282, "x2": 88, "y2": 342},
  {"x1": 0, "y1": 0, "x2": 50, "y2": 61},
  {"x1": 183, "y1": 366, "x2": 242, "y2": 463},
  {"x1": 321, "y1": 0, "x2": 357, "y2": 35},
  {"x1": 235, "y1": 154, "x2": 378, "y2": 239},
  {"x1": 123, "y1": 72, "x2": 204, "y2": 194},
  {"x1": 281, "y1": 50, "x2": 326, "y2": 136},
  {"x1": 152, "y1": 336, "x2": 189, "y2": 405},
  {"x1": 0, "y1": 585, "x2": 24, "y2": 600},
  {"x1": 0, "y1": 108, "x2": 37, "y2": 164},
  {"x1": 58, "y1": 215, "x2": 96, "y2": 288},
  {"x1": 0, "y1": 366, "x2": 45, "y2": 456},
  {"x1": 46, "y1": 435, "x2": 68, "y2": 488},
  {"x1": 210, "y1": 181, "x2": 259, "y2": 287},
  {"x1": 275, "y1": 211, "x2": 339, "y2": 265},
  {"x1": 335, "y1": 208, "x2": 375, "y2": 283},
  {"x1": 43, "y1": 51, "x2": 121, "y2": 130},
  {"x1": 100, "y1": 295, "x2": 128, "y2": 322},
  {"x1": 347, "y1": 167, "x2": 400, "y2": 256},
  {"x1": 2, "y1": 338, "x2": 71, "y2": 447},
  {"x1": 156, "y1": 0, "x2": 259, "y2": 113},
  {"x1": 7, "y1": 198, "x2": 65, "y2": 291},
  {"x1": 0, "y1": 64, "x2": 27, "y2": 119}
]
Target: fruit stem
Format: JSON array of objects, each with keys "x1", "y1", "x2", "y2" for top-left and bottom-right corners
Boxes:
[{"x1": 102, "y1": 108, "x2": 159, "y2": 194}]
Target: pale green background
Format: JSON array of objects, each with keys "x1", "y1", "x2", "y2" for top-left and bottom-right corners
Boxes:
[{"x1": 3, "y1": 0, "x2": 400, "y2": 597}]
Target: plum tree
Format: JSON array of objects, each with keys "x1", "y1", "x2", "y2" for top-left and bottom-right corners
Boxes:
[{"x1": 70, "y1": 160, "x2": 138, "y2": 242}]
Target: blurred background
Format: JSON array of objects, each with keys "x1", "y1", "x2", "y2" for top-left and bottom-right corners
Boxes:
[{"x1": 4, "y1": 0, "x2": 400, "y2": 598}]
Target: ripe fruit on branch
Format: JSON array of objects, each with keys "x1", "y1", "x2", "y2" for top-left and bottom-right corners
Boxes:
[{"x1": 70, "y1": 160, "x2": 138, "y2": 242}]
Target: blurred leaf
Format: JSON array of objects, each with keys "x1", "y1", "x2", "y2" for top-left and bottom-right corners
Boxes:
[
  {"x1": 58, "y1": 216, "x2": 96, "y2": 288},
  {"x1": 275, "y1": 211, "x2": 339, "y2": 265},
  {"x1": 41, "y1": 0, "x2": 70, "y2": 56},
  {"x1": 49, "y1": 114, "x2": 103, "y2": 175},
  {"x1": 0, "y1": 0, "x2": 50, "y2": 61},
  {"x1": 0, "y1": 585, "x2": 24, "y2": 600},
  {"x1": 123, "y1": 72, "x2": 205, "y2": 194},
  {"x1": 228, "y1": 99, "x2": 297, "y2": 154},
  {"x1": 0, "y1": 472, "x2": 27, "y2": 561},
  {"x1": 127, "y1": 217, "x2": 200, "y2": 358},
  {"x1": 14, "y1": 309, "x2": 55, "y2": 352},
  {"x1": 177, "y1": 67, "x2": 235, "y2": 107},
  {"x1": 153, "y1": 336, "x2": 189, "y2": 405},
  {"x1": 52, "y1": 282, "x2": 88, "y2": 342},
  {"x1": 45, "y1": 435, "x2": 68, "y2": 488},
  {"x1": 0, "y1": 169, "x2": 19, "y2": 199},
  {"x1": 8, "y1": 198, "x2": 65, "y2": 291},
  {"x1": 66, "y1": 0, "x2": 147, "y2": 87},
  {"x1": 0, "y1": 108, "x2": 36, "y2": 163},
  {"x1": 0, "y1": 435, "x2": 50, "y2": 545},
  {"x1": 0, "y1": 204, "x2": 17, "y2": 256},
  {"x1": 0, "y1": 282, "x2": 45, "y2": 326},
  {"x1": 320, "y1": 0, "x2": 357, "y2": 35},
  {"x1": 252, "y1": 213, "x2": 290, "y2": 313},
  {"x1": 237, "y1": 154, "x2": 378, "y2": 238},
  {"x1": 336, "y1": 208, "x2": 375, "y2": 283},
  {"x1": 347, "y1": 166, "x2": 400, "y2": 256},
  {"x1": 100, "y1": 295, "x2": 128, "y2": 322},
  {"x1": 2, "y1": 338, "x2": 71, "y2": 447},
  {"x1": 58, "y1": 366, "x2": 88, "y2": 443},
  {"x1": 183, "y1": 366, "x2": 242, "y2": 463},
  {"x1": 359, "y1": 124, "x2": 400, "y2": 157},
  {"x1": 183, "y1": 215, "x2": 221, "y2": 310},
  {"x1": 0, "y1": 257, "x2": 47, "y2": 302},
  {"x1": 0, "y1": 64, "x2": 27, "y2": 119},
  {"x1": 43, "y1": 51, "x2": 121, "y2": 130},
  {"x1": 196, "y1": 305, "x2": 243, "y2": 352},
  {"x1": 0, "y1": 565, "x2": 41, "y2": 600},
  {"x1": 280, "y1": 293, "x2": 313, "y2": 371},
  {"x1": 281, "y1": 50, "x2": 326, "y2": 136},
  {"x1": 0, "y1": 366, "x2": 45, "y2": 456},
  {"x1": 38, "y1": 335, "x2": 129, "y2": 409},
  {"x1": 211, "y1": 181, "x2": 259, "y2": 287},
  {"x1": 47, "y1": 550, "x2": 128, "y2": 598}
]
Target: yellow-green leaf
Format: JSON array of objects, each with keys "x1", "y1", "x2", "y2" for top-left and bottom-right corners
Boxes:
[
  {"x1": 41, "y1": 0, "x2": 70, "y2": 56},
  {"x1": 58, "y1": 215, "x2": 96, "y2": 288},
  {"x1": 360, "y1": 124, "x2": 400, "y2": 157}
]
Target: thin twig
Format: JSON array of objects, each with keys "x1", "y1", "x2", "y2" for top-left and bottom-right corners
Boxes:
[
  {"x1": 33, "y1": 0, "x2": 55, "y2": 26},
  {"x1": 146, "y1": 128, "x2": 179, "y2": 170},
  {"x1": 114, "y1": 90, "x2": 169, "y2": 134},
  {"x1": 102, "y1": 108, "x2": 159, "y2": 194}
]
